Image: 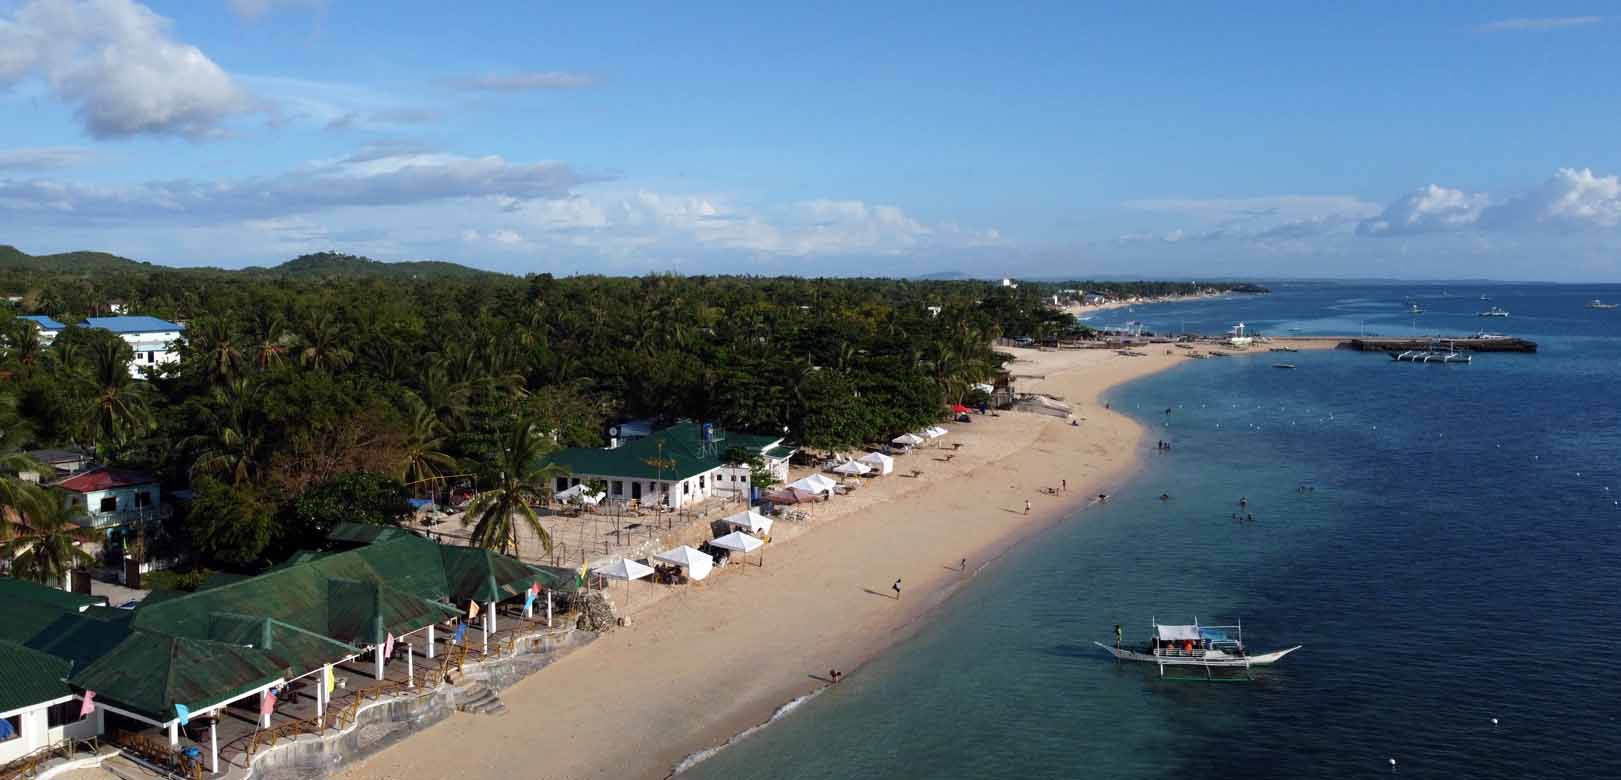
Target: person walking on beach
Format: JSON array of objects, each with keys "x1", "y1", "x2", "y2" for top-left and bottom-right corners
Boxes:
[
  {"x1": 829, "y1": 669, "x2": 842, "y2": 683},
  {"x1": 1062, "y1": 479, "x2": 1067, "y2": 492},
  {"x1": 1024, "y1": 499, "x2": 1031, "y2": 515},
  {"x1": 959, "y1": 558, "x2": 967, "y2": 572},
  {"x1": 892, "y1": 579, "x2": 902, "y2": 599}
]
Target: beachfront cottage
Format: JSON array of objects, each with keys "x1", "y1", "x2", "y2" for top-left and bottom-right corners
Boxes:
[
  {"x1": 79, "y1": 316, "x2": 185, "y2": 376},
  {"x1": 548, "y1": 422, "x2": 795, "y2": 509},
  {"x1": 53, "y1": 467, "x2": 163, "y2": 535},
  {"x1": 0, "y1": 580, "x2": 106, "y2": 768}
]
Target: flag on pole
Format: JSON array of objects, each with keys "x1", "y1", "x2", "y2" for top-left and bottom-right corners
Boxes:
[
  {"x1": 523, "y1": 588, "x2": 536, "y2": 613},
  {"x1": 384, "y1": 632, "x2": 396, "y2": 659},
  {"x1": 531, "y1": 581, "x2": 540, "y2": 596},
  {"x1": 324, "y1": 665, "x2": 335, "y2": 695},
  {"x1": 175, "y1": 703, "x2": 191, "y2": 726},
  {"x1": 260, "y1": 689, "x2": 277, "y2": 716},
  {"x1": 78, "y1": 690, "x2": 96, "y2": 718},
  {"x1": 576, "y1": 562, "x2": 589, "y2": 588},
  {"x1": 467, "y1": 600, "x2": 480, "y2": 619},
  {"x1": 451, "y1": 621, "x2": 467, "y2": 645}
]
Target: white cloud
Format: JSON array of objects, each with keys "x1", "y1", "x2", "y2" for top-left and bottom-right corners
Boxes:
[
  {"x1": 1356, "y1": 184, "x2": 1488, "y2": 236},
  {"x1": 0, "y1": 147, "x2": 594, "y2": 220},
  {"x1": 1120, "y1": 193, "x2": 1378, "y2": 243},
  {"x1": 1122, "y1": 194, "x2": 1379, "y2": 219},
  {"x1": 449, "y1": 71, "x2": 598, "y2": 91},
  {"x1": 1477, "y1": 16, "x2": 1601, "y2": 32},
  {"x1": 226, "y1": 0, "x2": 322, "y2": 19},
  {"x1": 1360, "y1": 168, "x2": 1621, "y2": 236},
  {"x1": 0, "y1": 0, "x2": 255, "y2": 139},
  {"x1": 0, "y1": 146, "x2": 94, "y2": 170}
]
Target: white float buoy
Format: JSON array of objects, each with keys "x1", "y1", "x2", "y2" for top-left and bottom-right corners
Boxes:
[{"x1": 1491, "y1": 718, "x2": 1499, "y2": 726}]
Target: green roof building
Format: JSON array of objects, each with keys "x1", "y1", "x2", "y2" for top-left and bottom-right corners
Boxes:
[{"x1": 546, "y1": 421, "x2": 794, "y2": 509}]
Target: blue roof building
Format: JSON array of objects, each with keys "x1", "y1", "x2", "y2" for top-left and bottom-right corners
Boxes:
[
  {"x1": 79, "y1": 316, "x2": 183, "y2": 334},
  {"x1": 17, "y1": 314, "x2": 65, "y2": 331},
  {"x1": 79, "y1": 316, "x2": 185, "y2": 376}
]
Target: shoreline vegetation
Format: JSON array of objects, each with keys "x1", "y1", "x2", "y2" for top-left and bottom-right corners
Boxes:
[
  {"x1": 0, "y1": 247, "x2": 1277, "y2": 779},
  {"x1": 338, "y1": 339, "x2": 1332, "y2": 780}
]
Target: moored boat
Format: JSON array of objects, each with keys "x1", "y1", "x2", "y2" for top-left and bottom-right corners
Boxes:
[
  {"x1": 1095, "y1": 620, "x2": 1300, "y2": 678},
  {"x1": 1478, "y1": 306, "x2": 1509, "y2": 317},
  {"x1": 1586, "y1": 299, "x2": 1618, "y2": 310}
]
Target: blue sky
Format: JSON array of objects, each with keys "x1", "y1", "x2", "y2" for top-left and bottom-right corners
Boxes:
[{"x1": 1, "y1": 1, "x2": 1619, "y2": 280}]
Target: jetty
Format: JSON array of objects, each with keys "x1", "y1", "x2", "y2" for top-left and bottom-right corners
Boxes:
[{"x1": 1340, "y1": 336, "x2": 1537, "y2": 353}]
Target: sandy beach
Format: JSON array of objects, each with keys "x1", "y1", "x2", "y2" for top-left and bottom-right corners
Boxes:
[{"x1": 338, "y1": 340, "x2": 1331, "y2": 780}]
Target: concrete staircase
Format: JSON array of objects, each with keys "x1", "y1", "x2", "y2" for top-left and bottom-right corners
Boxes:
[{"x1": 453, "y1": 683, "x2": 507, "y2": 715}]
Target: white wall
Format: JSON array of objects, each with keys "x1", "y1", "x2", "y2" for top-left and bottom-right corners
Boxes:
[
  {"x1": 567, "y1": 468, "x2": 722, "y2": 509},
  {"x1": 62, "y1": 484, "x2": 160, "y2": 530},
  {"x1": 120, "y1": 331, "x2": 181, "y2": 376},
  {"x1": 0, "y1": 699, "x2": 102, "y2": 766}
]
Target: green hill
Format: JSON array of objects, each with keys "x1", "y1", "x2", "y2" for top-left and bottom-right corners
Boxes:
[
  {"x1": 0, "y1": 245, "x2": 158, "y2": 274},
  {"x1": 243, "y1": 252, "x2": 499, "y2": 280}
]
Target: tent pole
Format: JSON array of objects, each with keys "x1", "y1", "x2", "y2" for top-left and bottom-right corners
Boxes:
[
  {"x1": 406, "y1": 641, "x2": 415, "y2": 688},
  {"x1": 210, "y1": 719, "x2": 218, "y2": 774}
]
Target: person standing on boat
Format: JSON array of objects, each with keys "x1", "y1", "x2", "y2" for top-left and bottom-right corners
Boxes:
[{"x1": 1114, "y1": 624, "x2": 1123, "y2": 649}]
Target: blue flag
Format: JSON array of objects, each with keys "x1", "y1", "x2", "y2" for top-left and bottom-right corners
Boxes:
[
  {"x1": 523, "y1": 589, "x2": 537, "y2": 612},
  {"x1": 451, "y1": 622, "x2": 467, "y2": 645},
  {"x1": 175, "y1": 703, "x2": 190, "y2": 726}
]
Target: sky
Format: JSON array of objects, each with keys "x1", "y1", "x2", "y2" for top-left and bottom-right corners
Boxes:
[{"x1": 1, "y1": 1, "x2": 1619, "y2": 280}]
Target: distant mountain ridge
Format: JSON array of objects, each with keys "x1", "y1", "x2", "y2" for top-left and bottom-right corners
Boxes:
[{"x1": 0, "y1": 245, "x2": 496, "y2": 279}]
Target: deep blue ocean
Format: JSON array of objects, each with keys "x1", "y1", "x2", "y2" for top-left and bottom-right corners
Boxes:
[{"x1": 683, "y1": 282, "x2": 1621, "y2": 779}]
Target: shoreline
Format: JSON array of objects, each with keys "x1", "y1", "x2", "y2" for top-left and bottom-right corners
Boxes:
[{"x1": 337, "y1": 342, "x2": 1330, "y2": 780}]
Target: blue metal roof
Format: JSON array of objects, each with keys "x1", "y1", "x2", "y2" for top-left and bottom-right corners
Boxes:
[
  {"x1": 80, "y1": 316, "x2": 184, "y2": 334},
  {"x1": 17, "y1": 314, "x2": 65, "y2": 330}
]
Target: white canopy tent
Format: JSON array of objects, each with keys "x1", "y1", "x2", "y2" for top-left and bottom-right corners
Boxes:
[
  {"x1": 858, "y1": 451, "x2": 894, "y2": 475},
  {"x1": 891, "y1": 433, "x2": 924, "y2": 446},
  {"x1": 788, "y1": 474, "x2": 837, "y2": 495},
  {"x1": 712, "y1": 531, "x2": 766, "y2": 568},
  {"x1": 597, "y1": 557, "x2": 655, "y2": 602},
  {"x1": 831, "y1": 460, "x2": 870, "y2": 476},
  {"x1": 654, "y1": 545, "x2": 714, "y2": 581},
  {"x1": 557, "y1": 484, "x2": 605, "y2": 505},
  {"x1": 926, "y1": 425, "x2": 949, "y2": 439},
  {"x1": 721, "y1": 509, "x2": 774, "y2": 536}
]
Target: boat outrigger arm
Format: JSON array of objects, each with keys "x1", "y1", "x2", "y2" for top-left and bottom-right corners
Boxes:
[{"x1": 1095, "y1": 618, "x2": 1301, "y2": 677}]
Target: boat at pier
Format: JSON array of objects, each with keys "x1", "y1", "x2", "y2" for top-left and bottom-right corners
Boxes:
[
  {"x1": 1096, "y1": 619, "x2": 1300, "y2": 679},
  {"x1": 1392, "y1": 340, "x2": 1472, "y2": 364}
]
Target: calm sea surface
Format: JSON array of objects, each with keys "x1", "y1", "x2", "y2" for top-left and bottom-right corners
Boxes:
[{"x1": 683, "y1": 282, "x2": 1621, "y2": 779}]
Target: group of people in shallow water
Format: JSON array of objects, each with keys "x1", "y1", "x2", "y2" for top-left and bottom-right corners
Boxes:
[{"x1": 1155, "y1": 439, "x2": 1173, "y2": 451}]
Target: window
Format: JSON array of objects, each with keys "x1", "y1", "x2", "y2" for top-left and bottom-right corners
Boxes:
[
  {"x1": 740, "y1": 475, "x2": 748, "y2": 484},
  {"x1": 556, "y1": 477, "x2": 569, "y2": 493},
  {"x1": 99, "y1": 496, "x2": 117, "y2": 513},
  {"x1": 0, "y1": 714, "x2": 19, "y2": 742},
  {"x1": 683, "y1": 481, "x2": 690, "y2": 495},
  {"x1": 698, "y1": 475, "x2": 705, "y2": 489},
  {"x1": 146, "y1": 351, "x2": 155, "y2": 363},
  {"x1": 135, "y1": 491, "x2": 152, "y2": 508},
  {"x1": 48, "y1": 700, "x2": 77, "y2": 728},
  {"x1": 611, "y1": 481, "x2": 623, "y2": 496}
]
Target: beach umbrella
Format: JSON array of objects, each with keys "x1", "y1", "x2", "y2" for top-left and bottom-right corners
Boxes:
[
  {"x1": 721, "y1": 509, "x2": 773, "y2": 536},
  {"x1": 712, "y1": 531, "x2": 766, "y2": 569},
  {"x1": 653, "y1": 545, "x2": 714, "y2": 582},
  {"x1": 951, "y1": 403, "x2": 971, "y2": 414},
  {"x1": 892, "y1": 433, "x2": 924, "y2": 446}
]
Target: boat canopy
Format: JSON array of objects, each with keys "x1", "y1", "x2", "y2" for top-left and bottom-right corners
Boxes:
[{"x1": 1155, "y1": 625, "x2": 1202, "y2": 641}]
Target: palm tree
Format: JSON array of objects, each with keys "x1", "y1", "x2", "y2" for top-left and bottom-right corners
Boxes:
[
  {"x1": 187, "y1": 317, "x2": 244, "y2": 385},
  {"x1": 297, "y1": 312, "x2": 353, "y2": 372},
  {"x1": 3, "y1": 498, "x2": 96, "y2": 586},
  {"x1": 248, "y1": 309, "x2": 288, "y2": 371},
  {"x1": 462, "y1": 418, "x2": 570, "y2": 558},
  {"x1": 0, "y1": 393, "x2": 45, "y2": 541},
  {"x1": 182, "y1": 378, "x2": 265, "y2": 486},
  {"x1": 75, "y1": 338, "x2": 155, "y2": 455},
  {"x1": 398, "y1": 399, "x2": 459, "y2": 494}
]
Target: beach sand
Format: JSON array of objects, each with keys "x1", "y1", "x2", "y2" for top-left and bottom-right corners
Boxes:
[{"x1": 338, "y1": 341, "x2": 1332, "y2": 780}]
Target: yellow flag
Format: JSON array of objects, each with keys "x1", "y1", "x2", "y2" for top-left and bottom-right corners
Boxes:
[
  {"x1": 323, "y1": 665, "x2": 335, "y2": 695},
  {"x1": 468, "y1": 600, "x2": 480, "y2": 619}
]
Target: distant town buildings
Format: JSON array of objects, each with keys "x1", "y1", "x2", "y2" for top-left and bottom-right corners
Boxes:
[{"x1": 81, "y1": 316, "x2": 185, "y2": 375}]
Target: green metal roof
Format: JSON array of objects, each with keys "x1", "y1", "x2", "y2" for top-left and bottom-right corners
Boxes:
[
  {"x1": 327, "y1": 523, "x2": 410, "y2": 546},
  {"x1": 547, "y1": 422, "x2": 786, "y2": 482},
  {"x1": 0, "y1": 641, "x2": 71, "y2": 714},
  {"x1": 440, "y1": 546, "x2": 539, "y2": 604},
  {"x1": 205, "y1": 613, "x2": 360, "y2": 678},
  {"x1": 762, "y1": 445, "x2": 797, "y2": 460},
  {"x1": 69, "y1": 631, "x2": 285, "y2": 723},
  {"x1": 0, "y1": 577, "x2": 103, "y2": 612},
  {"x1": 527, "y1": 564, "x2": 582, "y2": 593}
]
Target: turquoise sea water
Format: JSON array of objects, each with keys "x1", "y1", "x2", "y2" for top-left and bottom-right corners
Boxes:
[{"x1": 682, "y1": 283, "x2": 1621, "y2": 779}]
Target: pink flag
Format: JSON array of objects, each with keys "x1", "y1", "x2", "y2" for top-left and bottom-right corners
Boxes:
[
  {"x1": 383, "y1": 632, "x2": 396, "y2": 659},
  {"x1": 78, "y1": 691, "x2": 96, "y2": 718},
  {"x1": 531, "y1": 582, "x2": 540, "y2": 596},
  {"x1": 260, "y1": 689, "x2": 277, "y2": 716},
  {"x1": 467, "y1": 600, "x2": 480, "y2": 619}
]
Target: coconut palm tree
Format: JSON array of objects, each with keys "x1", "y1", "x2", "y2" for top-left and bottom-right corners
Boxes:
[
  {"x1": 0, "y1": 393, "x2": 45, "y2": 541},
  {"x1": 462, "y1": 418, "x2": 569, "y2": 558},
  {"x1": 398, "y1": 399, "x2": 459, "y2": 494},
  {"x1": 297, "y1": 312, "x2": 353, "y2": 372},
  {"x1": 76, "y1": 337, "x2": 155, "y2": 455},
  {"x1": 187, "y1": 317, "x2": 244, "y2": 385},
  {"x1": 248, "y1": 309, "x2": 288, "y2": 371},
  {"x1": 3, "y1": 498, "x2": 96, "y2": 586},
  {"x1": 182, "y1": 378, "x2": 266, "y2": 486}
]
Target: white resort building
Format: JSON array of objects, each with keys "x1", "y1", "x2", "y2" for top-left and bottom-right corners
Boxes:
[{"x1": 547, "y1": 422, "x2": 794, "y2": 509}]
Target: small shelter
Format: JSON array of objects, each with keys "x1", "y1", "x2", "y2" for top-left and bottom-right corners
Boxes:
[
  {"x1": 653, "y1": 546, "x2": 713, "y2": 582},
  {"x1": 787, "y1": 474, "x2": 837, "y2": 496},
  {"x1": 924, "y1": 426, "x2": 949, "y2": 439},
  {"x1": 711, "y1": 531, "x2": 765, "y2": 568},
  {"x1": 831, "y1": 460, "x2": 870, "y2": 477},
  {"x1": 857, "y1": 452, "x2": 893, "y2": 475},
  {"x1": 597, "y1": 558, "x2": 654, "y2": 602},
  {"x1": 721, "y1": 510, "x2": 773, "y2": 536},
  {"x1": 891, "y1": 433, "x2": 924, "y2": 447}
]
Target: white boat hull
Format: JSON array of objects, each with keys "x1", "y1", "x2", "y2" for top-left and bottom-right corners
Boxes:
[{"x1": 1093, "y1": 642, "x2": 1301, "y2": 667}]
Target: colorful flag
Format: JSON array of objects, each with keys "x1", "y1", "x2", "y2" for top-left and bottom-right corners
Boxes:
[
  {"x1": 467, "y1": 600, "x2": 480, "y2": 619},
  {"x1": 451, "y1": 622, "x2": 467, "y2": 645},
  {"x1": 384, "y1": 632, "x2": 396, "y2": 659},
  {"x1": 323, "y1": 665, "x2": 335, "y2": 695},
  {"x1": 531, "y1": 581, "x2": 541, "y2": 596},
  {"x1": 523, "y1": 588, "x2": 536, "y2": 613},
  {"x1": 260, "y1": 689, "x2": 277, "y2": 716},
  {"x1": 576, "y1": 562, "x2": 589, "y2": 588},
  {"x1": 175, "y1": 703, "x2": 191, "y2": 726},
  {"x1": 79, "y1": 690, "x2": 96, "y2": 718}
]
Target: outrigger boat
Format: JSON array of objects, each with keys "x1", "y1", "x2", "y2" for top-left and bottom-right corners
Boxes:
[{"x1": 1095, "y1": 619, "x2": 1300, "y2": 679}]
